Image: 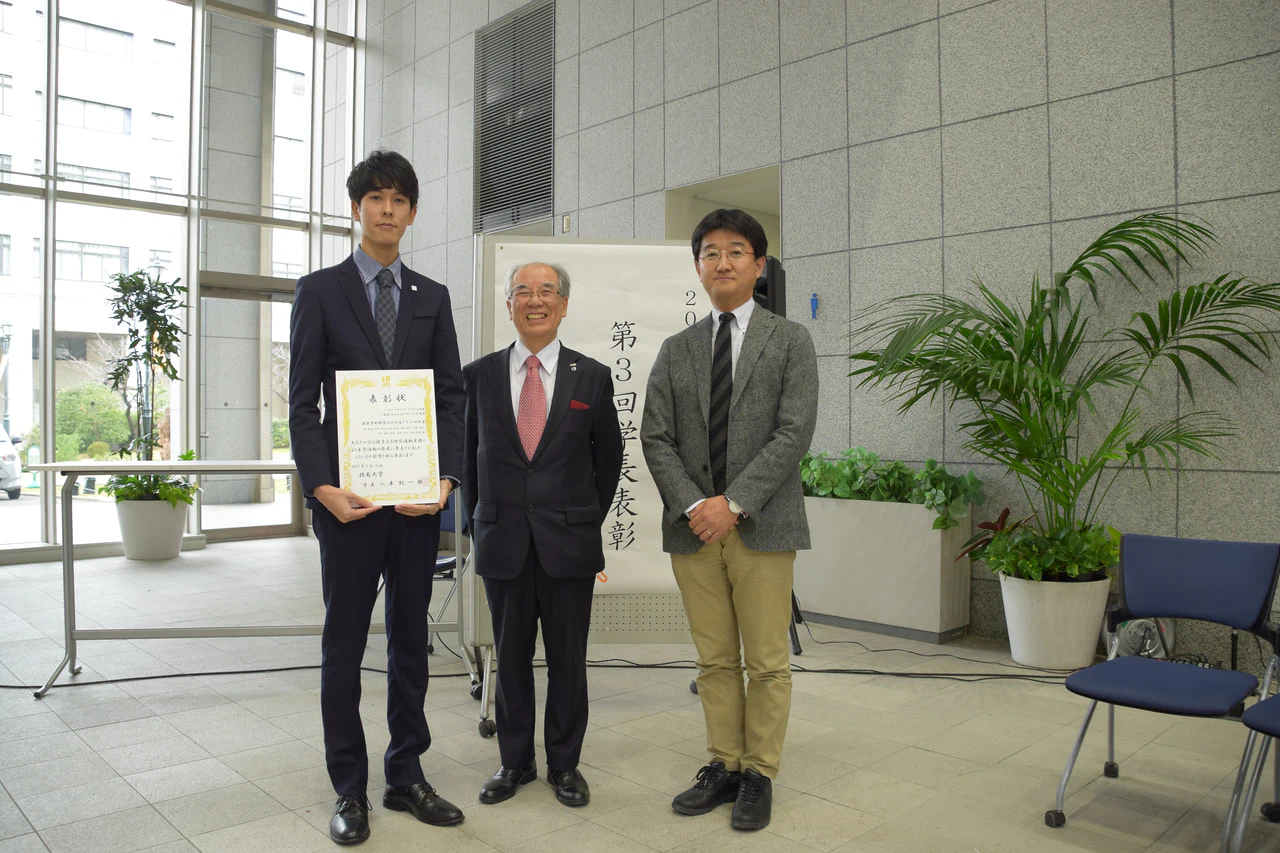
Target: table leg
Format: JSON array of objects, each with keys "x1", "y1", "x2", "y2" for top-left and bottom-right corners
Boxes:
[{"x1": 35, "y1": 474, "x2": 80, "y2": 698}]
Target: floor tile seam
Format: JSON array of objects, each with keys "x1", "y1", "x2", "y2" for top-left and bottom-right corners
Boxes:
[
  {"x1": 939, "y1": 707, "x2": 1084, "y2": 739},
  {"x1": 0, "y1": 740, "x2": 127, "y2": 795},
  {"x1": 31, "y1": 802, "x2": 179, "y2": 848},
  {"x1": 13, "y1": 775, "x2": 154, "y2": 833},
  {"x1": 1056, "y1": 796, "x2": 1191, "y2": 848},
  {"x1": 116, "y1": 767, "x2": 231, "y2": 808},
  {"x1": 1082, "y1": 783, "x2": 1223, "y2": 822},
  {"x1": 588, "y1": 805, "x2": 725, "y2": 849},
  {"x1": 899, "y1": 734, "x2": 1040, "y2": 768},
  {"x1": 0, "y1": 775, "x2": 41, "y2": 840},
  {"x1": 151, "y1": 777, "x2": 301, "y2": 834}
]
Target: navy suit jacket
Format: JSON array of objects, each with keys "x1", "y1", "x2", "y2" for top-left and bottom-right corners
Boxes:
[
  {"x1": 463, "y1": 345, "x2": 624, "y2": 580},
  {"x1": 288, "y1": 255, "x2": 465, "y2": 510}
]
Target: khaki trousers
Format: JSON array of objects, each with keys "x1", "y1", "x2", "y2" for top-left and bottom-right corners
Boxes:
[{"x1": 671, "y1": 529, "x2": 795, "y2": 779}]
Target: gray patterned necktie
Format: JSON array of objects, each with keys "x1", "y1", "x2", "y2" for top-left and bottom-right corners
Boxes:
[{"x1": 374, "y1": 267, "x2": 396, "y2": 363}]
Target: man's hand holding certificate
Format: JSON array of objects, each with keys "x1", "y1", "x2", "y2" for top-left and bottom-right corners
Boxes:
[{"x1": 335, "y1": 368, "x2": 441, "y2": 508}]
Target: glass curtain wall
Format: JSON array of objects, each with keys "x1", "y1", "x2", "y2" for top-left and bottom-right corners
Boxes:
[{"x1": 0, "y1": 0, "x2": 360, "y2": 550}]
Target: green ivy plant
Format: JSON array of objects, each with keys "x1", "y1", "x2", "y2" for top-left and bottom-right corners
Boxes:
[
  {"x1": 981, "y1": 522, "x2": 1119, "y2": 582},
  {"x1": 800, "y1": 448, "x2": 984, "y2": 530},
  {"x1": 100, "y1": 441, "x2": 197, "y2": 507},
  {"x1": 957, "y1": 508, "x2": 1119, "y2": 582}
]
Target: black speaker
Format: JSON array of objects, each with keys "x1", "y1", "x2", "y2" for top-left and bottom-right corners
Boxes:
[{"x1": 753, "y1": 256, "x2": 786, "y2": 317}]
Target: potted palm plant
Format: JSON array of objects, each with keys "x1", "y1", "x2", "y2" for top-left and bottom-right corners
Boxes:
[
  {"x1": 99, "y1": 269, "x2": 195, "y2": 560},
  {"x1": 849, "y1": 213, "x2": 1280, "y2": 668}
]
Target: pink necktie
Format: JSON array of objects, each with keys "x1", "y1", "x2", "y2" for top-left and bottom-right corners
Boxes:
[{"x1": 517, "y1": 355, "x2": 546, "y2": 459}]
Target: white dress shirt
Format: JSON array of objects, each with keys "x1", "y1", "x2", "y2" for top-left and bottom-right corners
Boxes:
[{"x1": 711, "y1": 296, "x2": 756, "y2": 377}]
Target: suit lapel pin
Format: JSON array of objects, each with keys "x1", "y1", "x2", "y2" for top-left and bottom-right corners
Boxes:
[
  {"x1": 410, "y1": 285, "x2": 418, "y2": 291},
  {"x1": 570, "y1": 361, "x2": 578, "y2": 372}
]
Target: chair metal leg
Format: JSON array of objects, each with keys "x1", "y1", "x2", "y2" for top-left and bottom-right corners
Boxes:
[
  {"x1": 1253, "y1": 657, "x2": 1280, "y2": 823},
  {"x1": 1274, "y1": 742, "x2": 1280, "y2": 809},
  {"x1": 1104, "y1": 703, "x2": 1119, "y2": 777},
  {"x1": 1267, "y1": 743, "x2": 1280, "y2": 823},
  {"x1": 1222, "y1": 729, "x2": 1264, "y2": 853},
  {"x1": 476, "y1": 645, "x2": 496, "y2": 738},
  {"x1": 1231, "y1": 734, "x2": 1273, "y2": 853},
  {"x1": 1046, "y1": 699, "x2": 1098, "y2": 827}
]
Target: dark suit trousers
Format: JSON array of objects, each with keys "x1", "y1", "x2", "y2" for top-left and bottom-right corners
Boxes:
[
  {"x1": 483, "y1": 545, "x2": 595, "y2": 771},
  {"x1": 314, "y1": 507, "x2": 439, "y2": 796}
]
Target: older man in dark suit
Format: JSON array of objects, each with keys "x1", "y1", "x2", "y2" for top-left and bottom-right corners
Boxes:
[
  {"x1": 289, "y1": 150, "x2": 465, "y2": 845},
  {"x1": 641, "y1": 209, "x2": 818, "y2": 832},
  {"x1": 463, "y1": 260, "x2": 623, "y2": 808}
]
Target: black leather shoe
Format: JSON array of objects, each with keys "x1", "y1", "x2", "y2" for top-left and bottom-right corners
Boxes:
[
  {"x1": 548, "y1": 767, "x2": 590, "y2": 807},
  {"x1": 730, "y1": 768, "x2": 772, "y2": 831},
  {"x1": 478, "y1": 764, "x2": 537, "y2": 805},
  {"x1": 383, "y1": 782, "x2": 464, "y2": 826},
  {"x1": 329, "y1": 794, "x2": 370, "y2": 845},
  {"x1": 671, "y1": 762, "x2": 739, "y2": 815}
]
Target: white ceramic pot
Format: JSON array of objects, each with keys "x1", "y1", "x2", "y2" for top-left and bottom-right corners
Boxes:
[
  {"x1": 116, "y1": 499, "x2": 188, "y2": 560},
  {"x1": 999, "y1": 572, "x2": 1111, "y2": 670}
]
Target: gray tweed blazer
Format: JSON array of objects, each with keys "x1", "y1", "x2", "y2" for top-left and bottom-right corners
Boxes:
[{"x1": 641, "y1": 307, "x2": 819, "y2": 555}]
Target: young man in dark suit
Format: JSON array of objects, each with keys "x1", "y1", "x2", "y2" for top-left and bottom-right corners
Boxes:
[
  {"x1": 288, "y1": 150, "x2": 466, "y2": 845},
  {"x1": 462, "y1": 261, "x2": 623, "y2": 808},
  {"x1": 641, "y1": 209, "x2": 819, "y2": 831}
]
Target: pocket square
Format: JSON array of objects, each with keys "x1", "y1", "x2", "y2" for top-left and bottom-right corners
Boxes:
[{"x1": 570, "y1": 400, "x2": 590, "y2": 410}]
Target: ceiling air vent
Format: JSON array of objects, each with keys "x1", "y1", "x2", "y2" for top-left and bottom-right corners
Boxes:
[{"x1": 473, "y1": 0, "x2": 555, "y2": 233}]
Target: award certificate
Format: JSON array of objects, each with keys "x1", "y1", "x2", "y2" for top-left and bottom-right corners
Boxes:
[{"x1": 335, "y1": 368, "x2": 440, "y2": 505}]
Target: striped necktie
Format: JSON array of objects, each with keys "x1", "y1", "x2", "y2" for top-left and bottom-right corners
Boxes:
[{"x1": 709, "y1": 312, "x2": 733, "y2": 495}]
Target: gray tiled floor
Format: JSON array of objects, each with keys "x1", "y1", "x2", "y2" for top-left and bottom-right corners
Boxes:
[{"x1": 1, "y1": 538, "x2": 1279, "y2": 852}]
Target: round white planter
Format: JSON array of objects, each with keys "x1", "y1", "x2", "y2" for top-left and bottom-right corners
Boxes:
[
  {"x1": 1000, "y1": 573, "x2": 1111, "y2": 670},
  {"x1": 116, "y1": 500, "x2": 188, "y2": 560}
]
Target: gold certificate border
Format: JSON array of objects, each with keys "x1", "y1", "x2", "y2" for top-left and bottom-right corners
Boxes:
[{"x1": 338, "y1": 371, "x2": 440, "y2": 503}]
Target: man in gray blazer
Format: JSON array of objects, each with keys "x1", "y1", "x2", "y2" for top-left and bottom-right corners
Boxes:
[{"x1": 641, "y1": 208, "x2": 818, "y2": 832}]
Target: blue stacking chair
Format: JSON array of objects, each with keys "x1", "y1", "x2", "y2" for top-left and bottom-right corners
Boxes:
[{"x1": 1044, "y1": 533, "x2": 1280, "y2": 848}]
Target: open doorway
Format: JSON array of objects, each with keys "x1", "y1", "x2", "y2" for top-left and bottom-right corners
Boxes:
[{"x1": 664, "y1": 165, "x2": 780, "y2": 256}]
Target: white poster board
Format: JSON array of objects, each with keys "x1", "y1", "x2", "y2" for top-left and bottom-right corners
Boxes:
[{"x1": 473, "y1": 236, "x2": 709, "y2": 596}]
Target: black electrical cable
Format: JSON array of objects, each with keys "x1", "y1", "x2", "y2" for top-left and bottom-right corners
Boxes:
[
  {"x1": 2, "y1": 610, "x2": 1076, "y2": 692},
  {"x1": 0, "y1": 654, "x2": 1067, "y2": 691},
  {"x1": 0, "y1": 664, "x2": 477, "y2": 693},
  {"x1": 795, "y1": 619, "x2": 1073, "y2": 673}
]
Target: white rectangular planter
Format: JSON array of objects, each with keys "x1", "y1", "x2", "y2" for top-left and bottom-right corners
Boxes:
[{"x1": 793, "y1": 497, "x2": 971, "y2": 644}]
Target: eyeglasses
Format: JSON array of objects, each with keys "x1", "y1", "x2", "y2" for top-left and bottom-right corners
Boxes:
[
  {"x1": 509, "y1": 286, "x2": 562, "y2": 303},
  {"x1": 698, "y1": 248, "x2": 755, "y2": 264}
]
